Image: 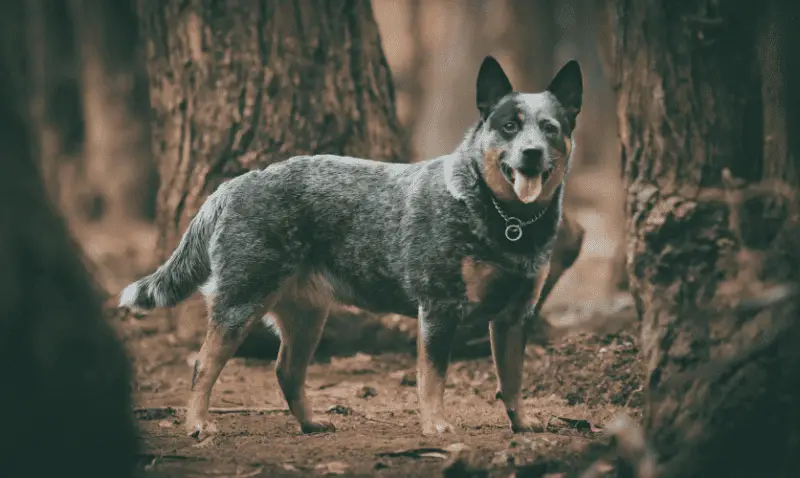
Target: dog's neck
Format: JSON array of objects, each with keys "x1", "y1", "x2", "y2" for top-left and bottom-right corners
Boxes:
[{"x1": 467, "y1": 155, "x2": 566, "y2": 222}]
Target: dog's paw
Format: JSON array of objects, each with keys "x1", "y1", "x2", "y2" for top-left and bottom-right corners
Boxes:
[
  {"x1": 422, "y1": 418, "x2": 456, "y2": 436},
  {"x1": 301, "y1": 420, "x2": 336, "y2": 434},
  {"x1": 510, "y1": 417, "x2": 544, "y2": 434},
  {"x1": 186, "y1": 415, "x2": 219, "y2": 440}
]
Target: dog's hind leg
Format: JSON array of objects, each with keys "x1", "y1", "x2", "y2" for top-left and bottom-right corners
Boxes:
[
  {"x1": 417, "y1": 304, "x2": 460, "y2": 436},
  {"x1": 491, "y1": 263, "x2": 550, "y2": 434},
  {"x1": 272, "y1": 295, "x2": 333, "y2": 434},
  {"x1": 185, "y1": 293, "x2": 265, "y2": 439},
  {"x1": 537, "y1": 212, "x2": 584, "y2": 315}
]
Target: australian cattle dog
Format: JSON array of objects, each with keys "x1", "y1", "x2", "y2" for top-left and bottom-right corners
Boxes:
[{"x1": 120, "y1": 56, "x2": 583, "y2": 438}]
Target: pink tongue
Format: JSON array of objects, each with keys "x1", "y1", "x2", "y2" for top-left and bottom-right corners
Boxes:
[{"x1": 512, "y1": 171, "x2": 543, "y2": 203}]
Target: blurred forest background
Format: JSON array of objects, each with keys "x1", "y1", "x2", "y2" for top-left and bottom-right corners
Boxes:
[
  {"x1": 4, "y1": 0, "x2": 626, "y2": 351},
  {"x1": 3, "y1": 0, "x2": 799, "y2": 476}
]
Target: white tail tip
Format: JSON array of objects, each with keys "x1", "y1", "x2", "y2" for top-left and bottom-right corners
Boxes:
[{"x1": 118, "y1": 282, "x2": 140, "y2": 309}]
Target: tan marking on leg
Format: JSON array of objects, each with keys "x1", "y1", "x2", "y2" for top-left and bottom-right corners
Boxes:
[
  {"x1": 461, "y1": 256, "x2": 499, "y2": 303},
  {"x1": 491, "y1": 262, "x2": 551, "y2": 433},
  {"x1": 416, "y1": 331, "x2": 455, "y2": 436},
  {"x1": 272, "y1": 273, "x2": 335, "y2": 434},
  {"x1": 482, "y1": 148, "x2": 517, "y2": 201},
  {"x1": 186, "y1": 310, "x2": 259, "y2": 439}
]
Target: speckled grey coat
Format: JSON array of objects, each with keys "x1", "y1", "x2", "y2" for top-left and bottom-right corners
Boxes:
[{"x1": 120, "y1": 55, "x2": 583, "y2": 437}]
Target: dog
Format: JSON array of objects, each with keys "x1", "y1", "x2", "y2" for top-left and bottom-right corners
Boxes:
[{"x1": 120, "y1": 55, "x2": 582, "y2": 437}]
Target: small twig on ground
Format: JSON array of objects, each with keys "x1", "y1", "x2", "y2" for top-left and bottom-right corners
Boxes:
[{"x1": 134, "y1": 406, "x2": 302, "y2": 417}]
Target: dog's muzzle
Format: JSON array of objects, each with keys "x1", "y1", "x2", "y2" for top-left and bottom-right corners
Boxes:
[{"x1": 500, "y1": 163, "x2": 553, "y2": 204}]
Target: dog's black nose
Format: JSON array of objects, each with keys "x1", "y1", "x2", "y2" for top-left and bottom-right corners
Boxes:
[{"x1": 519, "y1": 148, "x2": 544, "y2": 175}]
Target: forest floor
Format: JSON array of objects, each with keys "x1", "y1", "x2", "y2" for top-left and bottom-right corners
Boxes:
[{"x1": 84, "y1": 205, "x2": 641, "y2": 478}]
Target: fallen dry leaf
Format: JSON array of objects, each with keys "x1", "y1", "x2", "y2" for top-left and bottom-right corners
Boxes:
[
  {"x1": 390, "y1": 369, "x2": 417, "y2": 386},
  {"x1": 356, "y1": 385, "x2": 378, "y2": 399},
  {"x1": 235, "y1": 466, "x2": 264, "y2": 478},
  {"x1": 547, "y1": 416, "x2": 603, "y2": 434},
  {"x1": 314, "y1": 461, "x2": 350, "y2": 475},
  {"x1": 326, "y1": 404, "x2": 353, "y2": 416},
  {"x1": 492, "y1": 451, "x2": 514, "y2": 466}
]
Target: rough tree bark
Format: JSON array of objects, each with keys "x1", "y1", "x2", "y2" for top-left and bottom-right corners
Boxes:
[
  {"x1": 0, "y1": 19, "x2": 138, "y2": 478},
  {"x1": 137, "y1": 0, "x2": 407, "y2": 347},
  {"x1": 614, "y1": 0, "x2": 800, "y2": 475}
]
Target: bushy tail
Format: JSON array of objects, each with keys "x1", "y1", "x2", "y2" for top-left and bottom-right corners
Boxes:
[{"x1": 119, "y1": 189, "x2": 227, "y2": 311}]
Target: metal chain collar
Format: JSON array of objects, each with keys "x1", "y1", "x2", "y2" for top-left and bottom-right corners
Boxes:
[{"x1": 490, "y1": 197, "x2": 549, "y2": 242}]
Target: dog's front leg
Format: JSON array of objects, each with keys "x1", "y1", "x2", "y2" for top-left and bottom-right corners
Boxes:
[
  {"x1": 417, "y1": 303, "x2": 460, "y2": 436},
  {"x1": 491, "y1": 264, "x2": 550, "y2": 433},
  {"x1": 490, "y1": 319, "x2": 542, "y2": 433}
]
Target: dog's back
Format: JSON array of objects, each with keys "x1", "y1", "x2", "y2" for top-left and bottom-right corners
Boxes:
[
  {"x1": 208, "y1": 154, "x2": 449, "y2": 315},
  {"x1": 120, "y1": 153, "x2": 442, "y2": 316}
]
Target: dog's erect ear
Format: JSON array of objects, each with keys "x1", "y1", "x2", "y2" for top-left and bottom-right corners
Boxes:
[
  {"x1": 547, "y1": 60, "x2": 583, "y2": 128},
  {"x1": 476, "y1": 56, "x2": 513, "y2": 120}
]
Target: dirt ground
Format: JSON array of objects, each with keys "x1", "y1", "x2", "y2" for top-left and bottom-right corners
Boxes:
[{"x1": 85, "y1": 217, "x2": 641, "y2": 478}]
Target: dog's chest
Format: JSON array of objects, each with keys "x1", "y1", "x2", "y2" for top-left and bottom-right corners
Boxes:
[{"x1": 459, "y1": 257, "x2": 536, "y2": 317}]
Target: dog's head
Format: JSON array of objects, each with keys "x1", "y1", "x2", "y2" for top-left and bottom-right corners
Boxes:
[{"x1": 472, "y1": 56, "x2": 582, "y2": 204}]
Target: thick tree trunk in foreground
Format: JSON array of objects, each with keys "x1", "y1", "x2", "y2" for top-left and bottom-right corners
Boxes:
[
  {"x1": 138, "y1": 0, "x2": 407, "y2": 346},
  {"x1": 614, "y1": 0, "x2": 800, "y2": 475},
  {"x1": 0, "y1": 29, "x2": 137, "y2": 478}
]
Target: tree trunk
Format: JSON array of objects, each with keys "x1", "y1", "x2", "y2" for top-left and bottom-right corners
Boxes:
[
  {"x1": 0, "y1": 21, "x2": 138, "y2": 477},
  {"x1": 415, "y1": 0, "x2": 488, "y2": 160},
  {"x1": 137, "y1": 0, "x2": 407, "y2": 346},
  {"x1": 70, "y1": 0, "x2": 155, "y2": 223},
  {"x1": 14, "y1": 0, "x2": 88, "y2": 222},
  {"x1": 401, "y1": 0, "x2": 425, "y2": 162},
  {"x1": 504, "y1": 0, "x2": 555, "y2": 92},
  {"x1": 614, "y1": 0, "x2": 800, "y2": 475}
]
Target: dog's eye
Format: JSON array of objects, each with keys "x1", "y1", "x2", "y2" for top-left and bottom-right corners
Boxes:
[
  {"x1": 541, "y1": 122, "x2": 559, "y2": 135},
  {"x1": 502, "y1": 121, "x2": 519, "y2": 134}
]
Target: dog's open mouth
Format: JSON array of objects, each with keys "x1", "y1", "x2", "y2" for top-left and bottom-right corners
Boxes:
[{"x1": 500, "y1": 164, "x2": 552, "y2": 204}]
